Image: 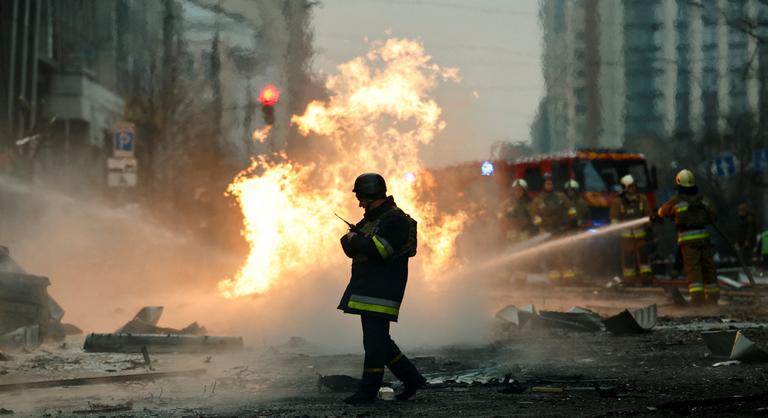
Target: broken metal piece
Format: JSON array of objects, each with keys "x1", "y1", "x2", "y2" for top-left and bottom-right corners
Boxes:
[
  {"x1": 538, "y1": 307, "x2": 603, "y2": 332},
  {"x1": 0, "y1": 369, "x2": 206, "y2": 393},
  {"x1": 701, "y1": 330, "x2": 768, "y2": 363},
  {"x1": 603, "y1": 304, "x2": 657, "y2": 335},
  {"x1": 117, "y1": 307, "x2": 207, "y2": 335},
  {"x1": 495, "y1": 304, "x2": 538, "y2": 328},
  {"x1": 83, "y1": 333, "x2": 244, "y2": 354}
]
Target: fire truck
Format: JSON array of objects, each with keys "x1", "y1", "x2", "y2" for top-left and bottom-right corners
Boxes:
[
  {"x1": 510, "y1": 149, "x2": 658, "y2": 226},
  {"x1": 429, "y1": 149, "x2": 658, "y2": 276}
]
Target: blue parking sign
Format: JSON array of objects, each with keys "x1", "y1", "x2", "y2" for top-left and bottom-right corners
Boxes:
[
  {"x1": 714, "y1": 154, "x2": 737, "y2": 177},
  {"x1": 753, "y1": 149, "x2": 768, "y2": 172},
  {"x1": 112, "y1": 122, "x2": 135, "y2": 157}
]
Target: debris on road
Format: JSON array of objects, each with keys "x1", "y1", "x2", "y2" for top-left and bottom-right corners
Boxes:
[
  {"x1": 0, "y1": 369, "x2": 207, "y2": 393},
  {"x1": 0, "y1": 249, "x2": 79, "y2": 347},
  {"x1": 0, "y1": 325, "x2": 39, "y2": 349},
  {"x1": 701, "y1": 330, "x2": 768, "y2": 363},
  {"x1": 73, "y1": 401, "x2": 133, "y2": 414},
  {"x1": 83, "y1": 333, "x2": 243, "y2": 354},
  {"x1": 117, "y1": 306, "x2": 207, "y2": 335},
  {"x1": 495, "y1": 304, "x2": 537, "y2": 328},
  {"x1": 603, "y1": 304, "x2": 657, "y2": 335},
  {"x1": 0, "y1": 408, "x2": 13, "y2": 415}
]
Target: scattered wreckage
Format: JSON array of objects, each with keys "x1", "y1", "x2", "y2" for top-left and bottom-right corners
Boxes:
[
  {"x1": 0, "y1": 247, "x2": 81, "y2": 350},
  {"x1": 495, "y1": 303, "x2": 658, "y2": 335},
  {"x1": 84, "y1": 306, "x2": 243, "y2": 353}
]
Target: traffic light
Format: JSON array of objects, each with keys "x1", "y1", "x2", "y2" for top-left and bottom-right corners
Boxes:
[{"x1": 258, "y1": 84, "x2": 280, "y2": 126}]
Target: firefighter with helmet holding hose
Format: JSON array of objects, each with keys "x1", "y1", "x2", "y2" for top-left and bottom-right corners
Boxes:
[
  {"x1": 530, "y1": 173, "x2": 577, "y2": 283},
  {"x1": 610, "y1": 174, "x2": 653, "y2": 285},
  {"x1": 338, "y1": 173, "x2": 425, "y2": 404},
  {"x1": 652, "y1": 169, "x2": 719, "y2": 306}
]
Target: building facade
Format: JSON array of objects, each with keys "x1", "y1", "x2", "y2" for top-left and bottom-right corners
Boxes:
[{"x1": 535, "y1": 0, "x2": 764, "y2": 152}]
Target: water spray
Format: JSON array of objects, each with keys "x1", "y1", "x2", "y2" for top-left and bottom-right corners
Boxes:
[{"x1": 452, "y1": 217, "x2": 651, "y2": 277}]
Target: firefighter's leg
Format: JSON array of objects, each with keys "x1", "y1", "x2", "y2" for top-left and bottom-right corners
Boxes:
[
  {"x1": 386, "y1": 343, "x2": 426, "y2": 401},
  {"x1": 562, "y1": 246, "x2": 577, "y2": 284},
  {"x1": 346, "y1": 315, "x2": 388, "y2": 404},
  {"x1": 701, "y1": 242, "x2": 720, "y2": 306},
  {"x1": 545, "y1": 244, "x2": 561, "y2": 284},
  {"x1": 637, "y1": 238, "x2": 653, "y2": 286},
  {"x1": 682, "y1": 242, "x2": 705, "y2": 306},
  {"x1": 621, "y1": 238, "x2": 637, "y2": 286}
]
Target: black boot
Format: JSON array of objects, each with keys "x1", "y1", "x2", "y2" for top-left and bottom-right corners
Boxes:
[
  {"x1": 388, "y1": 354, "x2": 427, "y2": 401},
  {"x1": 705, "y1": 292, "x2": 719, "y2": 306},
  {"x1": 689, "y1": 292, "x2": 704, "y2": 307},
  {"x1": 344, "y1": 371, "x2": 381, "y2": 405}
]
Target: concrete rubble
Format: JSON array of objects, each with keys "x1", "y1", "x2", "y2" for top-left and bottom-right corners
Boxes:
[{"x1": 0, "y1": 247, "x2": 80, "y2": 350}]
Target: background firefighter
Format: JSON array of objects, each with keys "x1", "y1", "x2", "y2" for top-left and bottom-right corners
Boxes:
[
  {"x1": 497, "y1": 179, "x2": 535, "y2": 283},
  {"x1": 735, "y1": 203, "x2": 758, "y2": 266},
  {"x1": 563, "y1": 179, "x2": 589, "y2": 281},
  {"x1": 653, "y1": 169, "x2": 719, "y2": 306},
  {"x1": 530, "y1": 173, "x2": 577, "y2": 283},
  {"x1": 497, "y1": 179, "x2": 535, "y2": 243},
  {"x1": 610, "y1": 174, "x2": 653, "y2": 286},
  {"x1": 338, "y1": 173, "x2": 425, "y2": 404}
]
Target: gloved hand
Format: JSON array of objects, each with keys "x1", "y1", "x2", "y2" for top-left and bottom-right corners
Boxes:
[{"x1": 649, "y1": 211, "x2": 663, "y2": 224}]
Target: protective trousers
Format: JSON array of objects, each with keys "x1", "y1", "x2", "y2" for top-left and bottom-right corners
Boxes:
[
  {"x1": 358, "y1": 315, "x2": 423, "y2": 394},
  {"x1": 681, "y1": 239, "x2": 718, "y2": 305},
  {"x1": 621, "y1": 237, "x2": 652, "y2": 285}
]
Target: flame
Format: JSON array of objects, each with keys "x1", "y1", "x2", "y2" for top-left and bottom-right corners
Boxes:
[
  {"x1": 219, "y1": 38, "x2": 467, "y2": 298},
  {"x1": 251, "y1": 125, "x2": 272, "y2": 143}
]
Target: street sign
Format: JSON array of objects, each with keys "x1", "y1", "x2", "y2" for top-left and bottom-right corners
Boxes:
[
  {"x1": 753, "y1": 149, "x2": 768, "y2": 172},
  {"x1": 713, "y1": 154, "x2": 738, "y2": 177},
  {"x1": 112, "y1": 122, "x2": 135, "y2": 157},
  {"x1": 107, "y1": 157, "x2": 137, "y2": 188}
]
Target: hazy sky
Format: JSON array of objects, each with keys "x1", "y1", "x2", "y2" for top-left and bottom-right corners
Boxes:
[{"x1": 312, "y1": 0, "x2": 543, "y2": 164}]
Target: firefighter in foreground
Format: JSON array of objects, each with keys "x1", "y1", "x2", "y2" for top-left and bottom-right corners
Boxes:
[
  {"x1": 338, "y1": 173, "x2": 425, "y2": 404},
  {"x1": 610, "y1": 174, "x2": 653, "y2": 285},
  {"x1": 531, "y1": 173, "x2": 577, "y2": 282},
  {"x1": 653, "y1": 169, "x2": 719, "y2": 306}
]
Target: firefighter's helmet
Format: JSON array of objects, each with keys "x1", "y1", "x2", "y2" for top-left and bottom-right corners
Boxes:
[
  {"x1": 511, "y1": 179, "x2": 528, "y2": 190},
  {"x1": 564, "y1": 179, "x2": 579, "y2": 190},
  {"x1": 353, "y1": 173, "x2": 387, "y2": 199},
  {"x1": 621, "y1": 174, "x2": 634, "y2": 187},
  {"x1": 675, "y1": 169, "x2": 695, "y2": 187}
]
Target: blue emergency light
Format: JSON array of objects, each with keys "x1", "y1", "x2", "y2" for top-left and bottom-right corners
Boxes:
[{"x1": 481, "y1": 160, "x2": 494, "y2": 176}]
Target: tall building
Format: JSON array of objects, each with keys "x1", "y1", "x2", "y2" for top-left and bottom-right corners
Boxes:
[{"x1": 535, "y1": 0, "x2": 764, "y2": 152}]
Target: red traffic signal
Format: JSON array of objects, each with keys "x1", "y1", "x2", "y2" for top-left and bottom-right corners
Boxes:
[{"x1": 258, "y1": 84, "x2": 280, "y2": 106}]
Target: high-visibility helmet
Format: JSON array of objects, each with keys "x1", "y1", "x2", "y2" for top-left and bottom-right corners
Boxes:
[
  {"x1": 675, "y1": 169, "x2": 695, "y2": 187},
  {"x1": 353, "y1": 173, "x2": 387, "y2": 199},
  {"x1": 564, "y1": 179, "x2": 579, "y2": 190},
  {"x1": 511, "y1": 179, "x2": 528, "y2": 190},
  {"x1": 620, "y1": 174, "x2": 634, "y2": 187}
]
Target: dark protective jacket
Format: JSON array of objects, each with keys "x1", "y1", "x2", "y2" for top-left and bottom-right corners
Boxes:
[
  {"x1": 610, "y1": 192, "x2": 651, "y2": 238},
  {"x1": 338, "y1": 196, "x2": 417, "y2": 321},
  {"x1": 657, "y1": 193, "x2": 716, "y2": 244},
  {"x1": 530, "y1": 190, "x2": 575, "y2": 233},
  {"x1": 736, "y1": 213, "x2": 757, "y2": 252},
  {"x1": 497, "y1": 195, "x2": 535, "y2": 235}
]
